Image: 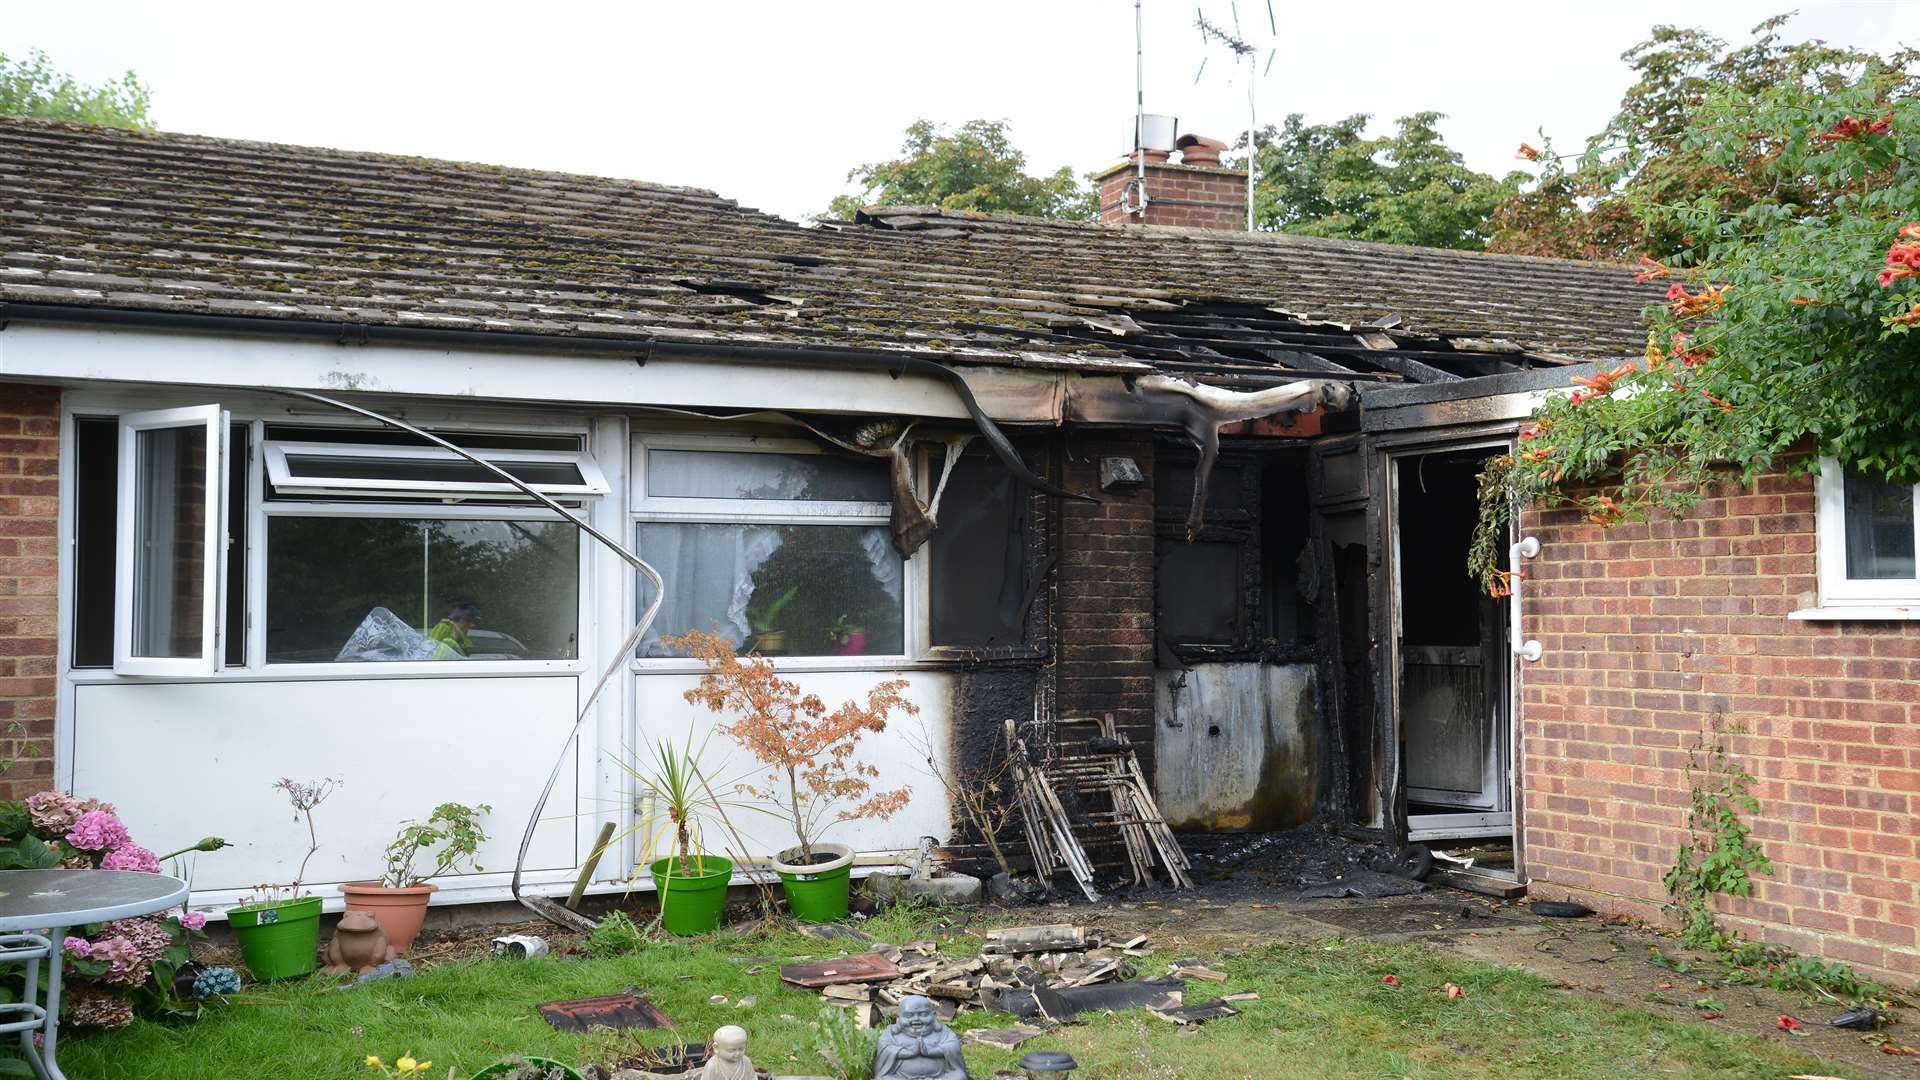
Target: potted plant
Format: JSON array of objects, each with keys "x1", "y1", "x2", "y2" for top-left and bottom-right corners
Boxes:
[
  {"x1": 617, "y1": 728, "x2": 753, "y2": 936},
  {"x1": 229, "y1": 777, "x2": 338, "y2": 980},
  {"x1": 341, "y1": 802, "x2": 490, "y2": 953},
  {"x1": 745, "y1": 585, "x2": 800, "y2": 655},
  {"x1": 829, "y1": 614, "x2": 869, "y2": 657},
  {"x1": 669, "y1": 630, "x2": 914, "y2": 923}
]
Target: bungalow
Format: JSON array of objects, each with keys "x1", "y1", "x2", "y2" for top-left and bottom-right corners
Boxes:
[{"x1": 0, "y1": 115, "x2": 1909, "y2": 984}]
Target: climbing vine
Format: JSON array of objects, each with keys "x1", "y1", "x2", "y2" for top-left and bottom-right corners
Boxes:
[
  {"x1": 1471, "y1": 69, "x2": 1920, "y2": 594},
  {"x1": 1662, "y1": 732, "x2": 1772, "y2": 950}
]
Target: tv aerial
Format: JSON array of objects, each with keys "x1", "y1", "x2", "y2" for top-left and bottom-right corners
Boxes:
[{"x1": 1194, "y1": 1, "x2": 1277, "y2": 230}]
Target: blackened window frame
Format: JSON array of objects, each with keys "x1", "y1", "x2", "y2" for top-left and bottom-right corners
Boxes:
[{"x1": 924, "y1": 440, "x2": 1051, "y2": 661}]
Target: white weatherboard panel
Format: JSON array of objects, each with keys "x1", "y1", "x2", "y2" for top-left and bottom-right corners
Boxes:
[
  {"x1": 72, "y1": 677, "x2": 577, "y2": 894},
  {"x1": 630, "y1": 669, "x2": 953, "y2": 861}
]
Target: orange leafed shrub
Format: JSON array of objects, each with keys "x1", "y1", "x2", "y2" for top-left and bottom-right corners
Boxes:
[{"x1": 666, "y1": 630, "x2": 914, "y2": 861}]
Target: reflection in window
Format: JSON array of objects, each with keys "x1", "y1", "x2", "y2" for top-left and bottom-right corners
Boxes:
[
  {"x1": 131, "y1": 424, "x2": 209, "y2": 659},
  {"x1": 1843, "y1": 467, "x2": 1917, "y2": 580},
  {"x1": 647, "y1": 450, "x2": 888, "y2": 502},
  {"x1": 637, "y1": 523, "x2": 903, "y2": 658},
  {"x1": 266, "y1": 518, "x2": 579, "y2": 662}
]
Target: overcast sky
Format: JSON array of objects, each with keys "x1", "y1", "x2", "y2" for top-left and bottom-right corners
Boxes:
[{"x1": 10, "y1": 2, "x2": 1919, "y2": 223}]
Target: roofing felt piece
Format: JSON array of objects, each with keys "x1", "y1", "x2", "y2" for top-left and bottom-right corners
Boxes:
[{"x1": 0, "y1": 115, "x2": 1663, "y2": 380}]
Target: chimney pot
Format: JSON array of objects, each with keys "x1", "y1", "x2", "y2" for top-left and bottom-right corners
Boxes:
[{"x1": 1175, "y1": 134, "x2": 1229, "y2": 169}]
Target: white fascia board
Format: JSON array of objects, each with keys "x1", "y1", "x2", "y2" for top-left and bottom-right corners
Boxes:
[{"x1": 0, "y1": 323, "x2": 1066, "y2": 424}]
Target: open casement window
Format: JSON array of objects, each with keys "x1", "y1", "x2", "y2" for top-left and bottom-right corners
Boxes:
[
  {"x1": 1815, "y1": 456, "x2": 1920, "y2": 613},
  {"x1": 114, "y1": 406, "x2": 228, "y2": 676},
  {"x1": 263, "y1": 442, "x2": 608, "y2": 501}
]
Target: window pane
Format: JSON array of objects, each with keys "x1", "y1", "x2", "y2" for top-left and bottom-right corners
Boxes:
[
  {"x1": 132, "y1": 424, "x2": 209, "y2": 658},
  {"x1": 280, "y1": 453, "x2": 585, "y2": 487},
  {"x1": 930, "y1": 456, "x2": 1029, "y2": 648},
  {"x1": 72, "y1": 419, "x2": 118, "y2": 668},
  {"x1": 266, "y1": 518, "x2": 578, "y2": 662},
  {"x1": 638, "y1": 522, "x2": 903, "y2": 658},
  {"x1": 1843, "y1": 467, "x2": 1917, "y2": 580},
  {"x1": 1156, "y1": 541, "x2": 1242, "y2": 646},
  {"x1": 647, "y1": 449, "x2": 888, "y2": 502},
  {"x1": 225, "y1": 424, "x2": 249, "y2": 667}
]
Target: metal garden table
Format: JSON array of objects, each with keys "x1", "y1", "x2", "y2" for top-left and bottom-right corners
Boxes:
[{"x1": 0, "y1": 869, "x2": 189, "y2": 1080}]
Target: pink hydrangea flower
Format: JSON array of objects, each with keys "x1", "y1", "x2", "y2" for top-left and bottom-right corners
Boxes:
[
  {"x1": 62, "y1": 936, "x2": 90, "y2": 958},
  {"x1": 65, "y1": 810, "x2": 131, "y2": 853},
  {"x1": 25, "y1": 791, "x2": 85, "y2": 835},
  {"x1": 174, "y1": 911, "x2": 207, "y2": 932},
  {"x1": 88, "y1": 936, "x2": 147, "y2": 987},
  {"x1": 100, "y1": 844, "x2": 159, "y2": 874}
]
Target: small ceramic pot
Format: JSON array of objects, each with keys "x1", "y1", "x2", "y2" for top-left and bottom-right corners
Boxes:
[
  {"x1": 339, "y1": 881, "x2": 437, "y2": 953},
  {"x1": 832, "y1": 630, "x2": 869, "y2": 656}
]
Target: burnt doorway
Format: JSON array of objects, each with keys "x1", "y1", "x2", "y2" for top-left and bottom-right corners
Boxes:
[{"x1": 1390, "y1": 445, "x2": 1512, "y2": 842}]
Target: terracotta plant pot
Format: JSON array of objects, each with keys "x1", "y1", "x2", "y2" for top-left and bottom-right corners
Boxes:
[{"x1": 339, "y1": 881, "x2": 437, "y2": 953}]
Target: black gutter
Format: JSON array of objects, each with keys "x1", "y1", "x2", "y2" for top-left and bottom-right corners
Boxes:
[{"x1": 0, "y1": 301, "x2": 1093, "y2": 503}]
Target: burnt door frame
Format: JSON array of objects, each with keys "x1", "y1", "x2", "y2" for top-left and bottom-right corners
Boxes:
[{"x1": 1377, "y1": 432, "x2": 1518, "y2": 846}]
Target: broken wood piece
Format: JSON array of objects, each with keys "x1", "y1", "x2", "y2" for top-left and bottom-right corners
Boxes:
[
  {"x1": 1430, "y1": 867, "x2": 1527, "y2": 899},
  {"x1": 1221, "y1": 992, "x2": 1260, "y2": 1003},
  {"x1": 821, "y1": 984, "x2": 875, "y2": 1003},
  {"x1": 779, "y1": 952, "x2": 904, "y2": 988},
  {"x1": 1168, "y1": 959, "x2": 1230, "y2": 983},
  {"x1": 963, "y1": 1024, "x2": 1046, "y2": 1051},
  {"x1": 1151, "y1": 998, "x2": 1241, "y2": 1025},
  {"x1": 984, "y1": 925, "x2": 1087, "y2": 955}
]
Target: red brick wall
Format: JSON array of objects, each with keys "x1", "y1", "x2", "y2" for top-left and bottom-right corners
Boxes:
[
  {"x1": 1520, "y1": 464, "x2": 1920, "y2": 985},
  {"x1": 1055, "y1": 432, "x2": 1157, "y2": 777},
  {"x1": 1092, "y1": 162, "x2": 1247, "y2": 231},
  {"x1": 0, "y1": 385, "x2": 60, "y2": 800}
]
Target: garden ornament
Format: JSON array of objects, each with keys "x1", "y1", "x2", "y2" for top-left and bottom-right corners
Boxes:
[
  {"x1": 697, "y1": 1024, "x2": 755, "y2": 1079},
  {"x1": 322, "y1": 910, "x2": 397, "y2": 974},
  {"x1": 874, "y1": 994, "x2": 968, "y2": 1079}
]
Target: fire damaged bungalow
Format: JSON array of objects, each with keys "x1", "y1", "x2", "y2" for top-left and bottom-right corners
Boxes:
[{"x1": 1, "y1": 116, "x2": 1910, "y2": 984}]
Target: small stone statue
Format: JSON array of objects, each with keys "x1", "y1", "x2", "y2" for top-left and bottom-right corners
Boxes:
[
  {"x1": 322, "y1": 910, "x2": 397, "y2": 974},
  {"x1": 697, "y1": 1025, "x2": 755, "y2": 1080},
  {"x1": 874, "y1": 995, "x2": 968, "y2": 1079}
]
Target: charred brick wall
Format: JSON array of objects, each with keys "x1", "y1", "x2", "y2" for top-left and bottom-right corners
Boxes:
[
  {"x1": 0, "y1": 385, "x2": 60, "y2": 800},
  {"x1": 1055, "y1": 432, "x2": 1158, "y2": 778},
  {"x1": 1520, "y1": 463, "x2": 1920, "y2": 985}
]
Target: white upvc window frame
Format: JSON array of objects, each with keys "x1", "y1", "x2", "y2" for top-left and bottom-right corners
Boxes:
[
  {"x1": 69, "y1": 387, "x2": 601, "y2": 682},
  {"x1": 1804, "y1": 455, "x2": 1920, "y2": 619},
  {"x1": 113, "y1": 405, "x2": 229, "y2": 677},
  {"x1": 630, "y1": 433, "x2": 924, "y2": 669},
  {"x1": 263, "y1": 441, "x2": 609, "y2": 501}
]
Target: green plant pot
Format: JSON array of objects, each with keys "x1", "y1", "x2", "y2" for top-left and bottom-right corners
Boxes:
[
  {"x1": 648, "y1": 855, "x2": 732, "y2": 936},
  {"x1": 227, "y1": 895, "x2": 323, "y2": 980},
  {"x1": 772, "y1": 843, "x2": 853, "y2": 924},
  {"x1": 470, "y1": 1057, "x2": 583, "y2": 1080}
]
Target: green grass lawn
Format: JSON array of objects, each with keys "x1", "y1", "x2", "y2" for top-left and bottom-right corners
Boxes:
[{"x1": 49, "y1": 905, "x2": 1876, "y2": 1080}]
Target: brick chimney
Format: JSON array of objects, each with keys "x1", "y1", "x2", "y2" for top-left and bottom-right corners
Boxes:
[{"x1": 1093, "y1": 134, "x2": 1247, "y2": 230}]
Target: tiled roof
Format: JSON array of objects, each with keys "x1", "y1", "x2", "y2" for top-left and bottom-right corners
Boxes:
[{"x1": 0, "y1": 116, "x2": 1662, "y2": 380}]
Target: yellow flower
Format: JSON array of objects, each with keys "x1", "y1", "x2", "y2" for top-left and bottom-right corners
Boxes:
[
  {"x1": 365, "y1": 1057, "x2": 384, "y2": 1069},
  {"x1": 396, "y1": 1057, "x2": 418, "y2": 1074}
]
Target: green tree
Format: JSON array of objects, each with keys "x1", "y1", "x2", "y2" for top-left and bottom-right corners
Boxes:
[
  {"x1": 826, "y1": 119, "x2": 1094, "y2": 221},
  {"x1": 1489, "y1": 15, "x2": 1917, "y2": 261},
  {"x1": 1470, "y1": 66, "x2": 1920, "y2": 592},
  {"x1": 1244, "y1": 111, "x2": 1523, "y2": 250},
  {"x1": 0, "y1": 48, "x2": 153, "y2": 129}
]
